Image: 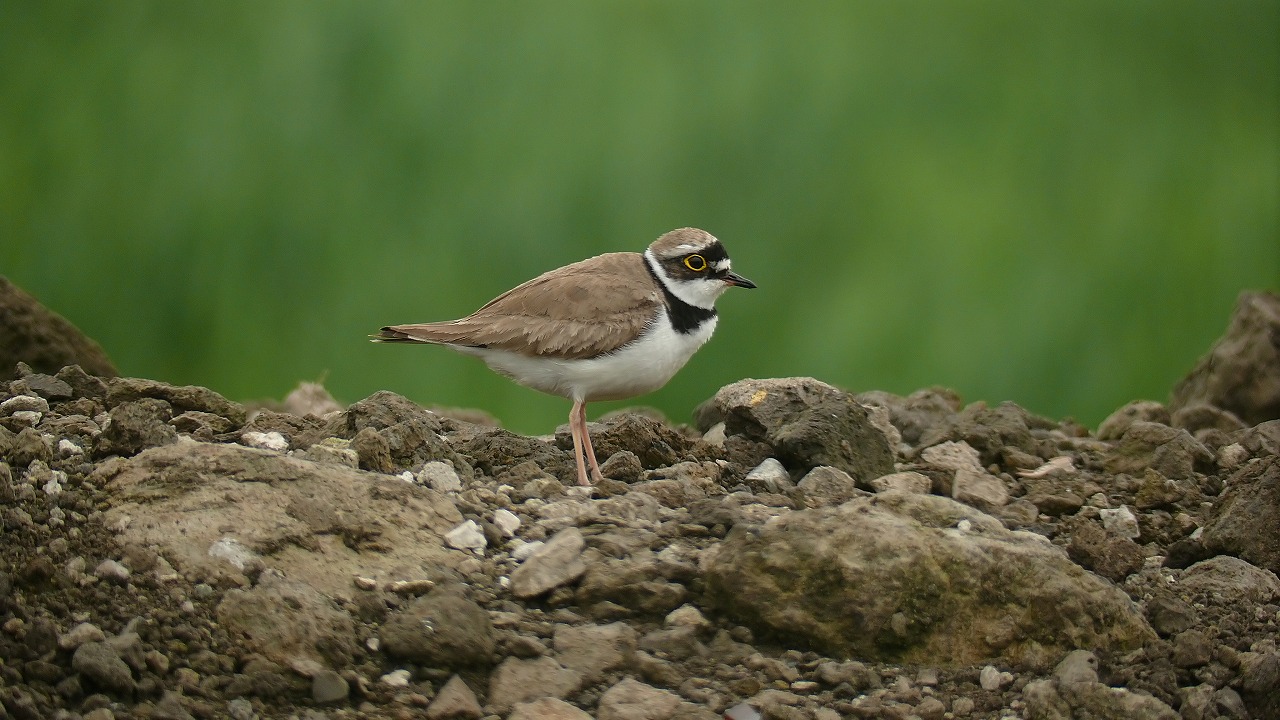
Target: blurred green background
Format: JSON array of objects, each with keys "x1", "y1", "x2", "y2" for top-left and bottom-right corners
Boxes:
[{"x1": 3, "y1": 1, "x2": 1277, "y2": 434}]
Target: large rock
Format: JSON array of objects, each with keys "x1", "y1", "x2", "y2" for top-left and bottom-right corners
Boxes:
[
  {"x1": 71, "y1": 640, "x2": 135, "y2": 695},
  {"x1": 215, "y1": 574, "x2": 356, "y2": 673},
  {"x1": 1023, "y1": 650, "x2": 1179, "y2": 720},
  {"x1": 509, "y1": 527, "x2": 588, "y2": 599},
  {"x1": 381, "y1": 589, "x2": 496, "y2": 668},
  {"x1": 704, "y1": 491, "x2": 1154, "y2": 664},
  {"x1": 0, "y1": 276, "x2": 118, "y2": 380},
  {"x1": 1201, "y1": 457, "x2": 1280, "y2": 574},
  {"x1": 596, "y1": 677, "x2": 683, "y2": 720},
  {"x1": 1171, "y1": 290, "x2": 1280, "y2": 427},
  {"x1": 486, "y1": 656, "x2": 583, "y2": 715},
  {"x1": 326, "y1": 391, "x2": 470, "y2": 472},
  {"x1": 96, "y1": 439, "x2": 465, "y2": 599},
  {"x1": 1176, "y1": 556, "x2": 1280, "y2": 605},
  {"x1": 694, "y1": 377, "x2": 894, "y2": 486},
  {"x1": 105, "y1": 377, "x2": 247, "y2": 427},
  {"x1": 916, "y1": 401, "x2": 1047, "y2": 467}
]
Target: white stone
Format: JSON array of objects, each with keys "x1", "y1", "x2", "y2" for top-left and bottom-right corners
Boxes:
[
  {"x1": 1218, "y1": 443, "x2": 1248, "y2": 470},
  {"x1": 921, "y1": 441, "x2": 984, "y2": 472},
  {"x1": 208, "y1": 537, "x2": 259, "y2": 570},
  {"x1": 1, "y1": 395, "x2": 49, "y2": 414},
  {"x1": 745, "y1": 458, "x2": 790, "y2": 491},
  {"x1": 511, "y1": 540, "x2": 543, "y2": 561},
  {"x1": 1099, "y1": 505, "x2": 1141, "y2": 539},
  {"x1": 445, "y1": 519, "x2": 487, "y2": 555},
  {"x1": 702, "y1": 422, "x2": 727, "y2": 446},
  {"x1": 9, "y1": 410, "x2": 41, "y2": 426},
  {"x1": 57, "y1": 439, "x2": 84, "y2": 457},
  {"x1": 94, "y1": 559, "x2": 131, "y2": 583},
  {"x1": 665, "y1": 604, "x2": 711, "y2": 631},
  {"x1": 241, "y1": 431, "x2": 289, "y2": 452},
  {"x1": 380, "y1": 668, "x2": 411, "y2": 687},
  {"x1": 870, "y1": 471, "x2": 931, "y2": 494},
  {"x1": 42, "y1": 471, "x2": 65, "y2": 496},
  {"x1": 979, "y1": 664, "x2": 1011, "y2": 690},
  {"x1": 417, "y1": 461, "x2": 462, "y2": 492},
  {"x1": 952, "y1": 467, "x2": 1009, "y2": 509},
  {"x1": 493, "y1": 508, "x2": 521, "y2": 537}
]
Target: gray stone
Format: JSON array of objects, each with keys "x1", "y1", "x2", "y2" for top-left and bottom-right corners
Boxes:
[
  {"x1": 704, "y1": 491, "x2": 1154, "y2": 664},
  {"x1": 695, "y1": 378, "x2": 895, "y2": 486},
  {"x1": 311, "y1": 669, "x2": 348, "y2": 704},
  {"x1": 1104, "y1": 422, "x2": 1211, "y2": 481},
  {"x1": 552, "y1": 622, "x2": 637, "y2": 684},
  {"x1": 1202, "y1": 457, "x2": 1280, "y2": 575},
  {"x1": 570, "y1": 413, "x2": 699, "y2": 470},
  {"x1": 426, "y1": 674, "x2": 483, "y2": 719},
  {"x1": 381, "y1": 590, "x2": 495, "y2": 668},
  {"x1": 638, "y1": 626, "x2": 707, "y2": 660},
  {"x1": 1024, "y1": 678, "x2": 1071, "y2": 720},
  {"x1": 1178, "y1": 555, "x2": 1280, "y2": 605},
  {"x1": 510, "y1": 527, "x2": 587, "y2": 598},
  {"x1": 1097, "y1": 400, "x2": 1170, "y2": 441},
  {"x1": 1171, "y1": 630, "x2": 1212, "y2": 668},
  {"x1": 72, "y1": 641, "x2": 135, "y2": 694},
  {"x1": 487, "y1": 656, "x2": 582, "y2": 714},
  {"x1": 1171, "y1": 290, "x2": 1280, "y2": 427},
  {"x1": 1066, "y1": 520, "x2": 1145, "y2": 582},
  {"x1": 744, "y1": 457, "x2": 792, "y2": 494},
  {"x1": 96, "y1": 398, "x2": 178, "y2": 456},
  {"x1": 576, "y1": 552, "x2": 687, "y2": 615},
  {"x1": 0, "y1": 277, "x2": 119, "y2": 380},
  {"x1": 915, "y1": 401, "x2": 1044, "y2": 467},
  {"x1": 216, "y1": 573, "x2": 356, "y2": 672},
  {"x1": 98, "y1": 439, "x2": 463, "y2": 600},
  {"x1": 508, "y1": 697, "x2": 594, "y2": 720},
  {"x1": 1143, "y1": 592, "x2": 1197, "y2": 636},
  {"x1": 951, "y1": 467, "x2": 1009, "y2": 511},
  {"x1": 106, "y1": 377, "x2": 245, "y2": 425},
  {"x1": 869, "y1": 471, "x2": 931, "y2": 494},
  {"x1": 597, "y1": 677, "x2": 683, "y2": 720},
  {"x1": 796, "y1": 466, "x2": 868, "y2": 507},
  {"x1": 1239, "y1": 649, "x2": 1280, "y2": 718}
]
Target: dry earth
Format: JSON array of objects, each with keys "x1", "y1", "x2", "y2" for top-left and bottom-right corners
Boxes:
[{"x1": 1, "y1": 288, "x2": 1278, "y2": 720}]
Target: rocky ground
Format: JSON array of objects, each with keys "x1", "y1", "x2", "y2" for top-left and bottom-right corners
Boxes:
[{"x1": 1, "y1": 290, "x2": 1278, "y2": 720}]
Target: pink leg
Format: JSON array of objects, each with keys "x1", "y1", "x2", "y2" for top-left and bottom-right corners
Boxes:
[
  {"x1": 576, "y1": 402, "x2": 605, "y2": 484},
  {"x1": 568, "y1": 400, "x2": 590, "y2": 486}
]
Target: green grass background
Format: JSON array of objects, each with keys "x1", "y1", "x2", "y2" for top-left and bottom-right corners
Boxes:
[{"x1": 3, "y1": 2, "x2": 1277, "y2": 433}]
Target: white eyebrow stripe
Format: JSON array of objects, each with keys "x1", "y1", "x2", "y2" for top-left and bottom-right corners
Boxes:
[{"x1": 673, "y1": 243, "x2": 702, "y2": 252}]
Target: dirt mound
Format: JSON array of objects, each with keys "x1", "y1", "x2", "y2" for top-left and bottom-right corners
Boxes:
[{"x1": 1, "y1": 290, "x2": 1278, "y2": 719}]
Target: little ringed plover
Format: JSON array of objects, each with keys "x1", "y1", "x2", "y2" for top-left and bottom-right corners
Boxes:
[{"x1": 373, "y1": 227, "x2": 755, "y2": 486}]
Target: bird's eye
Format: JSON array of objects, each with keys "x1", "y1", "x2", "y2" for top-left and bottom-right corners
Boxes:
[{"x1": 684, "y1": 254, "x2": 707, "y2": 272}]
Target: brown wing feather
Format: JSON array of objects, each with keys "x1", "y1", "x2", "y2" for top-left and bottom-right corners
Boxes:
[{"x1": 378, "y1": 252, "x2": 661, "y2": 359}]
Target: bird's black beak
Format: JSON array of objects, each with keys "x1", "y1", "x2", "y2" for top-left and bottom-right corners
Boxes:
[{"x1": 723, "y1": 271, "x2": 757, "y2": 289}]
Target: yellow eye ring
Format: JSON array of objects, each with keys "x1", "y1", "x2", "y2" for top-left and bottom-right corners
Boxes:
[{"x1": 683, "y1": 254, "x2": 707, "y2": 272}]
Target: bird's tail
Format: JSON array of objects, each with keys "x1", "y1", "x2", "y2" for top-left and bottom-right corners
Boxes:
[{"x1": 370, "y1": 326, "x2": 427, "y2": 343}]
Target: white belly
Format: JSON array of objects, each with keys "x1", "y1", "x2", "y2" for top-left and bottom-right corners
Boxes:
[{"x1": 462, "y1": 310, "x2": 718, "y2": 402}]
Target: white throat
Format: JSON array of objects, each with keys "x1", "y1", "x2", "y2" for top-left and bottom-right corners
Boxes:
[{"x1": 644, "y1": 250, "x2": 730, "y2": 309}]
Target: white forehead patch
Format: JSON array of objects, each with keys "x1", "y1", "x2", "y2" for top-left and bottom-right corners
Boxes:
[{"x1": 711, "y1": 259, "x2": 731, "y2": 272}]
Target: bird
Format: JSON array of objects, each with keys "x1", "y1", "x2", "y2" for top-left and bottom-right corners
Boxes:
[{"x1": 372, "y1": 227, "x2": 756, "y2": 486}]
